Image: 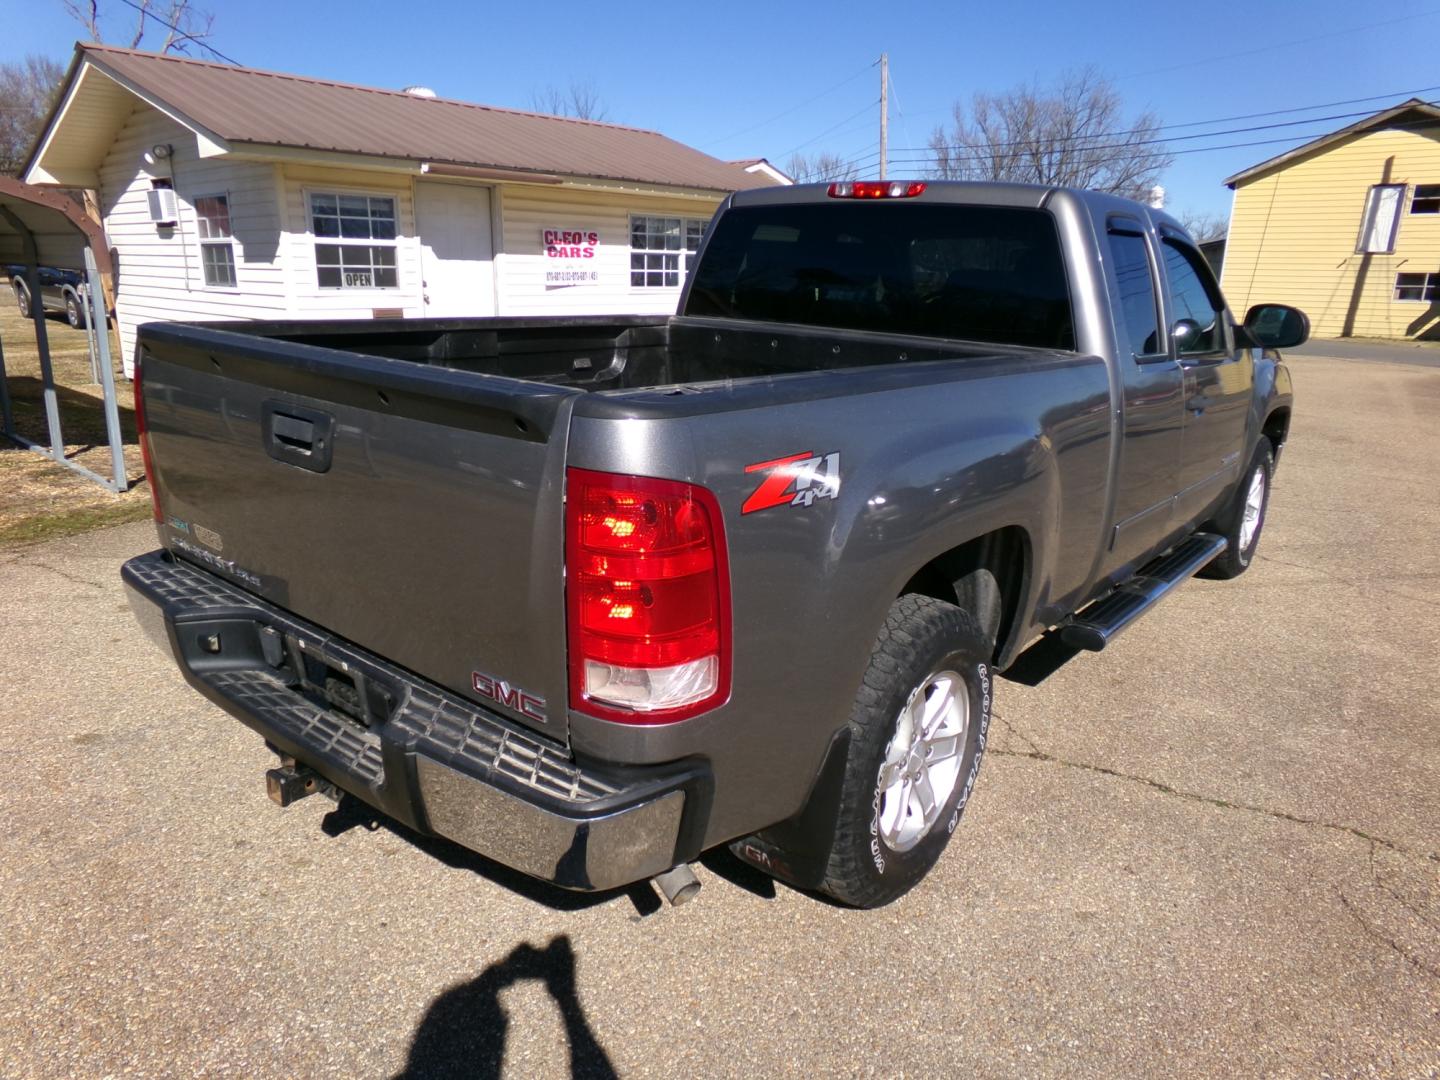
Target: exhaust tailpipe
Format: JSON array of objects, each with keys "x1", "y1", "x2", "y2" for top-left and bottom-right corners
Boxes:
[{"x1": 652, "y1": 863, "x2": 701, "y2": 906}]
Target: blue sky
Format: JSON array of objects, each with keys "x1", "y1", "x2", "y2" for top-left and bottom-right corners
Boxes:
[{"x1": 7, "y1": 0, "x2": 1440, "y2": 219}]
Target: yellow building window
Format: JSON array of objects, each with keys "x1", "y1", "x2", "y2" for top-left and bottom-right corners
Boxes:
[
  {"x1": 1411, "y1": 185, "x2": 1440, "y2": 215},
  {"x1": 1394, "y1": 272, "x2": 1438, "y2": 302}
]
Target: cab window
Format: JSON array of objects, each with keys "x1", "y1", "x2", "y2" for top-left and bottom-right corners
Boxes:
[
  {"x1": 1106, "y1": 227, "x2": 1161, "y2": 358},
  {"x1": 1162, "y1": 238, "x2": 1226, "y2": 356}
]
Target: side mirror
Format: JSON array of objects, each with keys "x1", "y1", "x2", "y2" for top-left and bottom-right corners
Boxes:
[
  {"x1": 1243, "y1": 304, "x2": 1309, "y2": 350},
  {"x1": 1171, "y1": 317, "x2": 1202, "y2": 347}
]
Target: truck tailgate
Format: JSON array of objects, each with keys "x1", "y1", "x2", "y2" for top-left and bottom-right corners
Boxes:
[{"x1": 137, "y1": 323, "x2": 580, "y2": 744}]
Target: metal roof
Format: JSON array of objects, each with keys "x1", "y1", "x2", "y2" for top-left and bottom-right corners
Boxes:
[
  {"x1": 0, "y1": 177, "x2": 110, "y2": 271},
  {"x1": 1224, "y1": 98, "x2": 1440, "y2": 188},
  {"x1": 41, "y1": 44, "x2": 773, "y2": 194}
]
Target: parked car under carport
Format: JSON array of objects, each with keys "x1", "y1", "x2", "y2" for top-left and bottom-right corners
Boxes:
[{"x1": 7, "y1": 264, "x2": 94, "y2": 329}]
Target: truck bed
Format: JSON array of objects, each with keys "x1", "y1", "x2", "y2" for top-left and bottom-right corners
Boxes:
[
  {"x1": 136, "y1": 313, "x2": 1073, "y2": 752},
  {"x1": 195, "y1": 314, "x2": 1043, "y2": 394}
]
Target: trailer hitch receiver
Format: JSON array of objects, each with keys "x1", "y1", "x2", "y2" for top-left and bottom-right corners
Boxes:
[{"x1": 265, "y1": 759, "x2": 338, "y2": 807}]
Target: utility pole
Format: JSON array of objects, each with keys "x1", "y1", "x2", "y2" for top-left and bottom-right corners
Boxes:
[{"x1": 879, "y1": 53, "x2": 888, "y2": 180}]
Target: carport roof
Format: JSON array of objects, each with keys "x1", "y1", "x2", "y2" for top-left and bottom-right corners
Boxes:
[
  {"x1": 0, "y1": 177, "x2": 109, "y2": 271},
  {"x1": 27, "y1": 44, "x2": 778, "y2": 195}
]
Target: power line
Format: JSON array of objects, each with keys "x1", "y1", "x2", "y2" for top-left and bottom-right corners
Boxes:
[
  {"x1": 892, "y1": 82, "x2": 1440, "y2": 158},
  {"x1": 900, "y1": 103, "x2": 1436, "y2": 157},
  {"x1": 777, "y1": 100, "x2": 879, "y2": 161},
  {"x1": 887, "y1": 67, "x2": 914, "y2": 161},
  {"x1": 780, "y1": 73, "x2": 1440, "y2": 181},
  {"x1": 110, "y1": 0, "x2": 241, "y2": 66},
  {"x1": 880, "y1": 115, "x2": 1440, "y2": 172},
  {"x1": 701, "y1": 61, "x2": 876, "y2": 150},
  {"x1": 1151, "y1": 85, "x2": 1440, "y2": 132},
  {"x1": 1116, "y1": 6, "x2": 1440, "y2": 81}
]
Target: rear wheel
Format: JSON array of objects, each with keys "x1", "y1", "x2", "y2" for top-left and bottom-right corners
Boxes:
[
  {"x1": 65, "y1": 293, "x2": 82, "y2": 328},
  {"x1": 816, "y1": 594, "x2": 992, "y2": 908},
  {"x1": 1200, "y1": 441, "x2": 1274, "y2": 579},
  {"x1": 14, "y1": 284, "x2": 30, "y2": 318}
]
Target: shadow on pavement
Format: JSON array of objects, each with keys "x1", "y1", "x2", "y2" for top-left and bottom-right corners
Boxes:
[
  {"x1": 320, "y1": 794, "x2": 662, "y2": 917},
  {"x1": 698, "y1": 845, "x2": 777, "y2": 900},
  {"x1": 394, "y1": 935, "x2": 618, "y2": 1080}
]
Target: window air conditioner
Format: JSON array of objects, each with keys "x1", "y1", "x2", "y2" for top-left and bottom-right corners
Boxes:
[{"x1": 147, "y1": 187, "x2": 179, "y2": 225}]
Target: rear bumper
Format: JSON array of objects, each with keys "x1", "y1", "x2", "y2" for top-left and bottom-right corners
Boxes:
[{"x1": 122, "y1": 549, "x2": 707, "y2": 892}]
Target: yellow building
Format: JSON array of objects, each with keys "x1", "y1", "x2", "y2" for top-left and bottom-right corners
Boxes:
[{"x1": 1222, "y1": 99, "x2": 1440, "y2": 341}]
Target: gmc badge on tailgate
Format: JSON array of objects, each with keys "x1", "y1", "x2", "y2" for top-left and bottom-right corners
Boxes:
[{"x1": 472, "y1": 670, "x2": 547, "y2": 724}]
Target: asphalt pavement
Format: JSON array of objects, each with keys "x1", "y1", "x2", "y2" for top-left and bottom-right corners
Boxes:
[
  {"x1": 1291, "y1": 335, "x2": 1440, "y2": 368},
  {"x1": 1, "y1": 353, "x2": 1437, "y2": 1078}
]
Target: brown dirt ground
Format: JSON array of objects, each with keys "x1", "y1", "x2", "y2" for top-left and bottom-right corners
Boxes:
[{"x1": 0, "y1": 277, "x2": 151, "y2": 548}]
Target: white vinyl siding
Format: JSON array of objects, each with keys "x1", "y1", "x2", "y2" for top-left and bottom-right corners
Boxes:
[
  {"x1": 98, "y1": 104, "x2": 286, "y2": 373},
  {"x1": 278, "y1": 166, "x2": 423, "y2": 318},
  {"x1": 495, "y1": 187, "x2": 724, "y2": 316},
  {"x1": 97, "y1": 103, "x2": 735, "y2": 368}
]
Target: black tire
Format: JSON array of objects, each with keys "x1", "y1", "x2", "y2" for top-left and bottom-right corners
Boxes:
[
  {"x1": 1200, "y1": 441, "x2": 1274, "y2": 580},
  {"x1": 14, "y1": 284, "x2": 30, "y2": 318},
  {"x1": 65, "y1": 293, "x2": 82, "y2": 329},
  {"x1": 816, "y1": 594, "x2": 993, "y2": 908}
]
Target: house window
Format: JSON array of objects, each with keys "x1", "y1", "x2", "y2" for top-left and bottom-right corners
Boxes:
[
  {"x1": 630, "y1": 215, "x2": 707, "y2": 288},
  {"x1": 1411, "y1": 184, "x2": 1440, "y2": 214},
  {"x1": 310, "y1": 192, "x2": 398, "y2": 288},
  {"x1": 195, "y1": 194, "x2": 236, "y2": 288},
  {"x1": 1357, "y1": 184, "x2": 1405, "y2": 253},
  {"x1": 1394, "y1": 272, "x2": 1439, "y2": 301}
]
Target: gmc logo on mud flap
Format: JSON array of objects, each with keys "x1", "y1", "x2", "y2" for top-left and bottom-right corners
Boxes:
[
  {"x1": 742, "y1": 451, "x2": 841, "y2": 514},
  {"x1": 737, "y1": 843, "x2": 795, "y2": 882},
  {"x1": 472, "y1": 671, "x2": 547, "y2": 724}
]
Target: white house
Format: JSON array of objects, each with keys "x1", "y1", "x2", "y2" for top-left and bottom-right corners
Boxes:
[{"x1": 24, "y1": 44, "x2": 788, "y2": 375}]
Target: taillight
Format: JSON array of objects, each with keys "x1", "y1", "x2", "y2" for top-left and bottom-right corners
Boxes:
[
  {"x1": 132, "y1": 351, "x2": 162, "y2": 522},
  {"x1": 828, "y1": 180, "x2": 927, "y2": 199},
  {"x1": 565, "y1": 468, "x2": 731, "y2": 724}
]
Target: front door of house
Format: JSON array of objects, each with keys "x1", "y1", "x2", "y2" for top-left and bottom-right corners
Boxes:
[{"x1": 415, "y1": 181, "x2": 495, "y2": 317}]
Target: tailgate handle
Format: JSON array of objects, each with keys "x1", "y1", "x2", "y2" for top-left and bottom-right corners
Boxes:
[{"x1": 263, "y1": 401, "x2": 334, "y2": 473}]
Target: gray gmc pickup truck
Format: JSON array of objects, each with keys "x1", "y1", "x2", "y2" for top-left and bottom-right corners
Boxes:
[{"x1": 123, "y1": 180, "x2": 1305, "y2": 908}]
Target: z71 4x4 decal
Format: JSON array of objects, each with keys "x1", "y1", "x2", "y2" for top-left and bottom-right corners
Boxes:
[{"x1": 741, "y1": 451, "x2": 841, "y2": 514}]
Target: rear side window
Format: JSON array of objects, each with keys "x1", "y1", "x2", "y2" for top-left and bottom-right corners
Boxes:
[
  {"x1": 685, "y1": 203, "x2": 1074, "y2": 350},
  {"x1": 1107, "y1": 229, "x2": 1161, "y2": 357}
]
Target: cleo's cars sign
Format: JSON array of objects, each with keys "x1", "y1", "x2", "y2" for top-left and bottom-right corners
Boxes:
[{"x1": 542, "y1": 228, "x2": 600, "y2": 286}]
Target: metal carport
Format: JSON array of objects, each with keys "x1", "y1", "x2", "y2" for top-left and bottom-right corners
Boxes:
[{"x1": 0, "y1": 176, "x2": 127, "y2": 492}]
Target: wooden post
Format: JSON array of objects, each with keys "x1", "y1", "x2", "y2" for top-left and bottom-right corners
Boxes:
[
  {"x1": 81, "y1": 188, "x2": 124, "y2": 371},
  {"x1": 85, "y1": 246, "x2": 127, "y2": 491}
]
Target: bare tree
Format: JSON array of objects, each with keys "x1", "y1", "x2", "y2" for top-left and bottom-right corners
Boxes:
[
  {"x1": 784, "y1": 152, "x2": 859, "y2": 184},
  {"x1": 927, "y1": 68, "x2": 1172, "y2": 202},
  {"x1": 0, "y1": 55, "x2": 66, "y2": 177},
  {"x1": 61, "y1": 0, "x2": 220, "y2": 58},
  {"x1": 530, "y1": 81, "x2": 609, "y2": 121},
  {"x1": 1176, "y1": 209, "x2": 1228, "y2": 243}
]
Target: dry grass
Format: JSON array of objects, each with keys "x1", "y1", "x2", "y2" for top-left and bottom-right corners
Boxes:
[{"x1": 0, "y1": 281, "x2": 152, "y2": 548}]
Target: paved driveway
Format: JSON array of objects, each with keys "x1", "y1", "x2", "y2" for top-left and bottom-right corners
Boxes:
[{"x1": 1, "y1": 355, "x2": 1436, "y2": 1078}]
